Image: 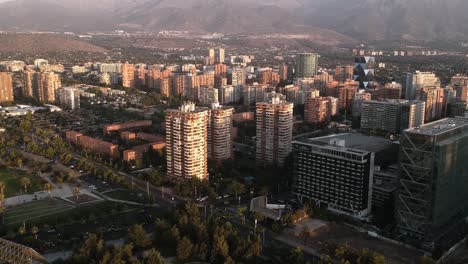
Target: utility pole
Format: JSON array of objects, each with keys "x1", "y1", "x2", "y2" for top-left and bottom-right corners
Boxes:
[
  {"x1": 146, "y1": 181, "x2": 150, "y2": 198},
  {"x1": 262, "y1": 228, "x2": 266, "y2": 245}
]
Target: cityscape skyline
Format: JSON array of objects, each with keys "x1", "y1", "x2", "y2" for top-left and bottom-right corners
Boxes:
[{"x1": 0, "y1": 2, "x2": 468, "y2": 263}]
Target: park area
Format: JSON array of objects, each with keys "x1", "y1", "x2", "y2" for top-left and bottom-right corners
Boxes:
[
  {"x1": 0, "y1": 167, "x2": 45, "y2": 198},
  {"x1": 278, "y1": 219, "x2": 424, "y2": 263},
  {"x1": 3, "y1": 198, "x2": 74, "y2": 226}
]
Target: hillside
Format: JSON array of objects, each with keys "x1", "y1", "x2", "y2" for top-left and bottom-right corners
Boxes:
[
  {"x1": 0, "y1": 34, "x2": 107, "y2": 53},
  {"x1": 0, "y1": 0, "x2": 467, "y2": 41}
]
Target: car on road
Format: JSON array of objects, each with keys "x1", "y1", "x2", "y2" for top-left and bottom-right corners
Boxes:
[{"x1": 196, "y1": 196, "x2": 209, "y2": 202}]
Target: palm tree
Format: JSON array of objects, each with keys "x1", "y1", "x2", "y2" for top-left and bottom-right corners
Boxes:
[
  {"x1": 0, "y1": 205, "x2": 5, "y2": 225},
  {"x1": 237, "y1": 207, "x2": 247, "y2": 224},
  {"x1": 20, "y1": 177, "x2": 31, "y2": 193},
  {"x1": 44, "y1": 183, "x2": 53, "y2": 197},
  {"x1": 18, "y1": 226, "x2": 26, "y2": 236},
  {"x1": 30, "y1": 226, "x2": 39, "y2": 239},
  {"x1": 73, "y1": 186, "x2": 81, "y2": 200},
  {"x1": 0, "y1": 181, "x2": 5, "y2": 201},
  {"x1": 16, "y1": 158, "x2": 23, "y2": 169},
  {"x1": 300, "y1": 226, "x2": 311, "y2": 245}
]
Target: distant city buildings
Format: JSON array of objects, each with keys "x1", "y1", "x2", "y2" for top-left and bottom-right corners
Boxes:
[
  {"x1": 98, "y1": 63, "x2": 123, "y2": 74},
  {"x1": 304, "y1": 94, "x2": 337, "y2": 124},
  {"x1": 215, "y1": 48, "x2": 225, "y2": 64},
  {"x1": 99, "y1": 73, "x2": 112, "y2": 86},
  {"x1": 451, "y1": 74, "x2": 468, "y2": 87},
  {"x1": 405, "y1": 71, "x2": 440, "y2": 100},
  {"x1": 0, "y1": 60, "x2": 25, "y2": 72},
  {"x1": 24, "y1": 71, "x2": 62, "y2": 103},
  {"x1": 34, "y1": 59, "x2": 48, "y2": 70},
  {"x1": 352, "y1": 90, "x2": 372, "y2": 117},
  {"x1": 256, "y1": 94, "x2": 294, "y2": 166},
  {"x1": 360, "y1": 100, "x2": 425, "y2": 133},
  {"x1": 230, "y1": 67, "x2": 245, "y2": 86},
  {"x1": 416, "y1": 86, "x2": 448, "y2": 122},
  {"x1": 57, "y1": 87, "x2": 80, "y2": 110},
  {"x1": 208, "y1": 49, "x2": 216, "y2": 65},
  {"x1": 279, "y1": 64, "x2": 288, "y2": 81},
  {"x1": 334, "y1": 65, "x2": 354, "y2": 83},
  {"x1": 199, "y1": 86, "x2": 219, "y2": 105},
  {"x1": 259, "y1": 68, "x2": 280, "y2": 86},
  {"x1": 244, "y1": 84, "x2": 269, "y2": 106}
]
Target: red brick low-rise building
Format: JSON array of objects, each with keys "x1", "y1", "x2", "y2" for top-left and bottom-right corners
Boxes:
[
  {"x1": 121, "y1": 132, "x2": 165, "y2": 163},
  {"x1": 123, "y1": 142, "x2": 165, "y2": 162},
  {"x1": 66, "y1": 131, "x2": 120, "y2": 159},
  {"x1": 121, "y1": 131, "x2": 136, "y2": 142},
  {"x1": 103, "y1": 120, "x2": 152, "y2": 134}
]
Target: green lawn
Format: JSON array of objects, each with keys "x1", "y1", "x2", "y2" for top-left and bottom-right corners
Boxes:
[
  {"x1": 4, "y1": 198, "x2": 75, "y2": 226},
  {"x1": 0, "y1": 168, "x2": 45, "y2": 198}
]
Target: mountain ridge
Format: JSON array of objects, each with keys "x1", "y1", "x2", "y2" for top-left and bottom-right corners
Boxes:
[{"x1": 0, "y1": 0, "x2": 466, "y2": 41}]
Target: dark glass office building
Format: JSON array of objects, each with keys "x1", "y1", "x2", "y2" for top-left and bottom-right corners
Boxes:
[{"x1": 397, "y1": 117, "x2": 468, "y2": 250}]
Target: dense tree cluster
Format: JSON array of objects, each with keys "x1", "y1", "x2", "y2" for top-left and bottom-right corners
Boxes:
[{"x1": 153, "y1": 202, "x2": 262, "y2": 263}]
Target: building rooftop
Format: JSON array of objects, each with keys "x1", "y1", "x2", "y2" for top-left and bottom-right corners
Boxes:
[
  {"x1": 306, "y1": 133, "x2": 394, "y2": 153},
  {"x1": 364, "y1": 99, "x2": 422, "y2": 105},
  {"x1": 406, "y1": 117, "x2": 468, "y2": 136}
]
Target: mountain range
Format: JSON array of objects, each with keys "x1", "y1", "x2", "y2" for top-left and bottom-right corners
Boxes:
[{"x1": 0, "y1": 0, "x2": 467, "y2": 41}]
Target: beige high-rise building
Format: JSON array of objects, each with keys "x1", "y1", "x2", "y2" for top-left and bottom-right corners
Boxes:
[
  {"x1": 135, "y1": 67, "x2": 147, "y2": 87},
  {"x1": 256, "y1": 94, "x2": 294, "y2": 166},
  {"x1": 244, "y1": 84, "x2": 269, "y2": 105},
  {"x1": 33, "y1": 72, "x2": 61, "y2": 103},
  {"x1": 160, "y1": 78, "x2": 171, "y2": 97},
  {"x1": 208, "y1": 103, "x2": 234, "y2": 162},
  {"x1": 199, "y1": 86, "x2": 219, "y2": 105},
  {"x1": 334, "y1": 65, "x2": 354, "y2": 83},
  {"x1": 352, "y1": 90, "x2": 372, "y2": 116},
  {"x1": 57, "y1": 87, "x2": 80, "y2": 110},
  {"x1": 0, "y1": 72, "x2": 13, "y2": 103},
  {"x1": 231, "y1": 67, "x2": 245, "y2": 86},
  {"x1": 305, "y1": 95, "x2": 337, "y2": 124},
  {"x1": 99, "y1": 73, "x2": 111, "y2": 86},
  {"x1": 219, "y1": 85, "x2": 235, "y2": 104},
  {"x1": 279, "y1": 64, "x2": 288, "y2": 81},
  {"x1": 23, "y1": 70, "x2": 35, "y2": 97},
  {"x1": 405, "y1": 71, "x2": 440, "y2": 100},
  {"x1": 215, "y1": 48, "x2": 225, "y2": 64},
  {"x1": 166, "y1": 102, "x2": 209, "y2": 180},
  {"x1": 416, "y1": 86, "x2": 446, "y2": 122},
  {"x1": 122, "y1": 62, "x2": 135, "y2": 89},
  {"x1": 208, "y1": 49, "x2": 215, "y2": 65}
]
